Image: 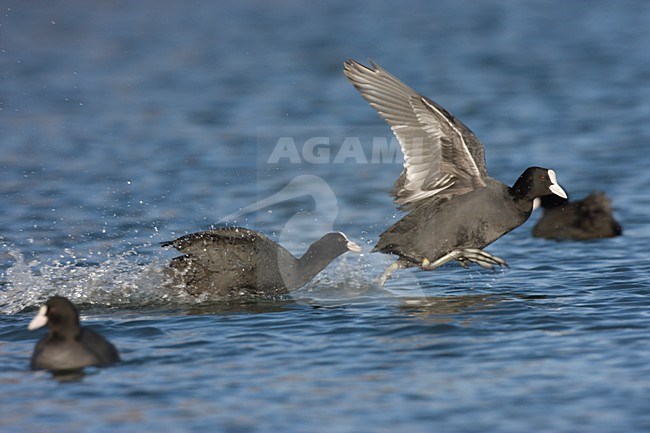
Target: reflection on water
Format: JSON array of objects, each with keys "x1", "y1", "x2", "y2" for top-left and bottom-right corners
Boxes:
[
  {"x1": 182, "y1": 299, "x2": 297, "y2": 315},
  {"x1": 399, "y1": 294, "x2": 507, "y2": 322},
  {"x1": 50, "y1": 369, "x2": 87, "y2": 382}
]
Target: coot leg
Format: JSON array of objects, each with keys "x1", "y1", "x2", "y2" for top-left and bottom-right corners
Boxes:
[
  {"x1": 376, "y1": 261, "x2": 408, "y2": 286},
  {"x1": 420, "y1": 250, "x2": 465, "y2": 270}
]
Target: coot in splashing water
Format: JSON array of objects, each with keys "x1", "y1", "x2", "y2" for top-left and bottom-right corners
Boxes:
[
  {"x1": 162, "y1": 227, "x2": 361, "y2": 297},
  {"x1": 343, "y1": 59, "x2": 567, "y2": 285}
]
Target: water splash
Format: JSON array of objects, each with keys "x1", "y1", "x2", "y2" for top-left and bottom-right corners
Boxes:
[
  {"x1": 0, "y1": 246, "x2": 391, "y2": 314},
  {"x1": 0, "y1": 249, "x2": 187, "y2": 314}
]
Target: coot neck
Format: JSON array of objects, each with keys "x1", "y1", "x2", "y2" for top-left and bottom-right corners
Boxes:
[
  {"x1": 49, "y1": 317, "x2": 82, "y2": 341},
  {"x1": 508, "y1": 179, "x2": 536, "y2": 214},
  {"x1": 295, "y1": 241, "x2": 342, "y2": 287}
]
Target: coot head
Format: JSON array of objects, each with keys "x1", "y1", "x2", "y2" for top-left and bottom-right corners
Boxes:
[
  {"x1": 309, "y1": 232, "x2": 361, "y2": 257},
  {"x1": 317, "y1": 232, "x2": 362, "y2": 254},
  {"x1": 511, "y1": 167, "x2": 567, "y2": 201},
  {"x1": 28, "y1": 296, "x2": 80, "y2": 336}
]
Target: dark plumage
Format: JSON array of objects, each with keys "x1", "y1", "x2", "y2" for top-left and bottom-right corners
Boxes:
[
  {"x1": 162, "y1": 227, "x2": 361, "y2": 297},
  {"x1": 343, "y1": 59, "x2": 567, "y2": 285},
  {"x1": 28, "y1": 296, "x2": 119, "y2": 371},
  {"x1": 532, "y1": 192, "x2": 623, "y2": 240}
]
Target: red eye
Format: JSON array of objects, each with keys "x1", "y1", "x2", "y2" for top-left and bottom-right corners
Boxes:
[{"x1": 540, "y1": 176, "x2": 546, "y2": 181}]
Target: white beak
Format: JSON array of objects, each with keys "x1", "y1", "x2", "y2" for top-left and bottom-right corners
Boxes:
[
  {"x1": 347, "y1": 240, "x2": 362, "y2": 253},
  {"x1": 28, "y1": 305, "x2": 49, "y2": 330},
  {"x1": 548, "y1": 170, "x2": 567, "y2": 199}
]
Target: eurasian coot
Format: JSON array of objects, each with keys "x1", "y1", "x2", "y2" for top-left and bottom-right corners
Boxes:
[
  {"x1": 344, "y1": 59, "x2": 567, "y2": 285},
  {"x1": 162, "y1": 227, "x2": 361, "y2": 296},
  {"x1": 28, "y1": 296, "x2": 120, "y2": 371}
]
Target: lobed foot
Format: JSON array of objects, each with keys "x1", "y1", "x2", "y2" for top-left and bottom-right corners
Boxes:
[
  {"x1": 454, "y1": 248, "x2": 508, "y2": 269},
  {"x1": 421, "y1": 248, "x2": 508, "y2": 271}
]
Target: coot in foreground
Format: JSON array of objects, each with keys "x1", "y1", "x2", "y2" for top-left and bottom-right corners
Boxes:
[
  {"x1": 344, "y1": 59, "x2": 567, "y2": 285},
  {"x1": 28, "y1": 296, "x2": 119, "y2": 371},
  {"x1": 163, "y1": 227, "x2": 361, "y2": 297},
  {"x1": 533, "y1": 191, "x2": 622, "y2": 240}
]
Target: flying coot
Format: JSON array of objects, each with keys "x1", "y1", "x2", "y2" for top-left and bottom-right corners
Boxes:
[
  {"x1": 162, "y1": 227, "x2": 361, "y2": 297},
  {"x1": 343, "y1": 59, "x2": 567, "y2": 285},
  {"x1": 532, "y1": 191, "x2": 622, "y2": 240},
  {"x1": 28, "y1": 296, "x2": 120, "y2": 371}
]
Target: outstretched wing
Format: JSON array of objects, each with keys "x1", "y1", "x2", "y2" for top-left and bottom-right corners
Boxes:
[{"x1": 344, "y1": 59, "x2": 488, "y2": 210}]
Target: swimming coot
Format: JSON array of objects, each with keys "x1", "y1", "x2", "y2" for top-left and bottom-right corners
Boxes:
[
  {"x1": 344, "y1": 59, "x2": 567, "y2": 285},
  {"x1": 28, "y1": 296, "x2": 120, "y2": 371},
  {"x1": 532, "y1": 191, "x2": 622, "y2": 240},
  {"x1": 162, "y1": 227, "x2": 361, "y2": 297}
]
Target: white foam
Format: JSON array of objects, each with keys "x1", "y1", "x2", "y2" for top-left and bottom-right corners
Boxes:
[{"x1": 0, "y1": 249, "x2": 181, "y2": 314}]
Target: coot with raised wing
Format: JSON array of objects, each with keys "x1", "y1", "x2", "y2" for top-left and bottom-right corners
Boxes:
[
  {"x1": 533, "y1": 191, "x2": 622, "y2": 240},
  {"x1": 28, "y1": 296, "x2": 120, "y2": 371},
  {"x1": 344, "y1": 59, "x2": 567, "y2": 285},
  {"x1": 162, "y1": 227, "x2": 361, "y2": 297}
]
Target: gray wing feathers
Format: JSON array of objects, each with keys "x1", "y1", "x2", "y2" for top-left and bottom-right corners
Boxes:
[{"x1": 344, "y1": 59, "x2": 487, "y2": 209}]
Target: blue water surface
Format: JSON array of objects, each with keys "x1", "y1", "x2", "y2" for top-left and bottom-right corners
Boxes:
[{"x1": 1, "y1": 1, "x2": 649, "y2": 432}]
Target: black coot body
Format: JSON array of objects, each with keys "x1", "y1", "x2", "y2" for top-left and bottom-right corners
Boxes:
[
  {"x1": 162, "y1": 227, "x2": 361, "y2": 297},
  {"x1": 533, "y1": 192, "x2": 623, "y2": 240},
  {"x1": 375, "y1": 173, "x2": 559, "y2": 261},
  {"x1": 343, "y1": 59, "x2": 567, "y2": 284},
  {"x1": 29, "y1": 296, "x2": 119, "y2": 371}
]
